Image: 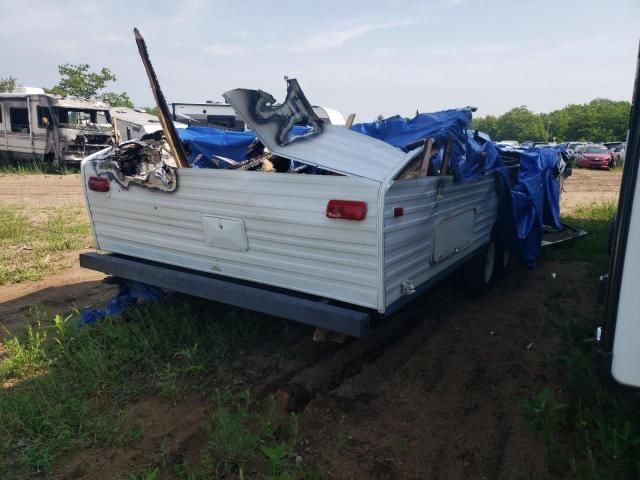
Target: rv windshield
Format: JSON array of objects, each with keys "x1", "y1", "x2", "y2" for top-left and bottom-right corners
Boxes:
[{"x1": 54, "y1": 107, "x2": 112, "y2": 128}]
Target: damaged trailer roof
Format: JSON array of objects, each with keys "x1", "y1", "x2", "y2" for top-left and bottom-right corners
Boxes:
[{"x1": 223, "y1": 79, "x2": 412, "y2": 182}]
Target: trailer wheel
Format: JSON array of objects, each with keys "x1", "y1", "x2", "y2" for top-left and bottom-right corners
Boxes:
[{"x1": 462, "y1": 240, "x2": 497, "y2": 295}]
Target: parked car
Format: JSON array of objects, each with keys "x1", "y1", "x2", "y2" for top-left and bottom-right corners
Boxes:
[{"x1": 576, "y1": 144, "x2": 612, "y2": 169}]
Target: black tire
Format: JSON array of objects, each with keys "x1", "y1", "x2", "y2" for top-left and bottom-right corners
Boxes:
[{"x1": 462, "y1": 240, "x2": 497, "y2": 295}]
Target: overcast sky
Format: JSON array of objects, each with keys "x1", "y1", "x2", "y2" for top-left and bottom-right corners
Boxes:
[{"x1": 1, "y1": 0, "x2": 639, "y2": 120}]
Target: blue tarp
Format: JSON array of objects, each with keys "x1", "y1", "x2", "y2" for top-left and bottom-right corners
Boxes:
[
  {"x1": 80, "y1": 281, "x2": 163, "y2": 325},
  {"x1": 351, "y1": 109, "x2": 565, "y2": 268},
  {"x1": 495, "y1": 145, "x2": 565, "y2": 267},
  {"x1": 177, "y1": 126, "x2": 256, "y2": 165}
]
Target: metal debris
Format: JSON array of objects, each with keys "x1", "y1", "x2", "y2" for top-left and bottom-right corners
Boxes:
[{"x1": 93, "y1": 139, "x2": 178, "y2": 192}]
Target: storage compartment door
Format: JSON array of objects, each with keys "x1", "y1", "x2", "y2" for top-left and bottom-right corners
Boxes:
[{"x1": 431, "y1": 209, "x2": 476, "y2": 265}]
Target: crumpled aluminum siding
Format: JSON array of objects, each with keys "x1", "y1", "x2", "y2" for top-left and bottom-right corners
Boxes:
[
  {"x1": 383, "y1": 176, "x2": 498, "y2": 307},
  {"x1": 83, "y1": 165, "x2": 382, "y2": 309},
  {"x1": 224, "y1": 89, "x2": 408, "y2": 182}
]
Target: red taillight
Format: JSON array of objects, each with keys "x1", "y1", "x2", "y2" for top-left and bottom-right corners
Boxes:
[
  {"x1": 88, "y1": 176, "x2": 109, "y2": 192},
  {"x1": 326, "y1": 200, "x2": 367, "y2": 221},
  {"x1": 393, "y1": 207, "x2": 404, "y2": 217}
]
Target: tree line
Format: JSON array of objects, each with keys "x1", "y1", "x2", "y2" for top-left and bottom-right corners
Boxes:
[{"x1": 471, "y1": 99, "x2": 631, "y2": 143}]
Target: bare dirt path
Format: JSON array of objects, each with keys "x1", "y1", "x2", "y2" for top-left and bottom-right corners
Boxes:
[
  {"x1": 0, "y1": 173, "x2": 84, "y2": 208},
  {"x1": 561, "y1": 168, "x2": 622, "y2": 211}
]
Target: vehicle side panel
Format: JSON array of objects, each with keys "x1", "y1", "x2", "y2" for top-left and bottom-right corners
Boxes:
[
  {"x1": 82, "y1": 164, "x2": 382, "y2": 309},
  {"x1": 383, "y1": 175, "x2": 498, "y2": 307}
]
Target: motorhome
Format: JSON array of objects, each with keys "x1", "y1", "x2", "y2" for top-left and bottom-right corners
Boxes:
[{"x1": 0, "y1": 87, "x2": 115, "y2": 164}]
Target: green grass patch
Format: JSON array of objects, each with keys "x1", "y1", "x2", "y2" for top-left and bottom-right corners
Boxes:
[
  {"x1": 0, "y1": 301, "x2": 289, "y2": 478},
  {"x1": 546, "y1": 201, "x2": 616, "y2": 273},
  {"x1": 0, "y1": 154, "x2": 73, "y2": 175},
  {"x1": 0, "y1": 205, "x2": 91, "y2": 284},
  {"x1": 524, "y1": 201, "x2": 640, "y2": 479}
]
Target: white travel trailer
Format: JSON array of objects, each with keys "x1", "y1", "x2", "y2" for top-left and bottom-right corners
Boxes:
[
  {"x1": 171, "y1": 101, "x2": 345, "y2": 130},
  {"x1": 0, "y1": 87, "x2": 115, "y2": 164},
  {"x1": 79, "y1": 79, "x2": 509, "y2": 336},
  {"x1": 110, "y1": 107, "x2": 186, "y2": 142}
]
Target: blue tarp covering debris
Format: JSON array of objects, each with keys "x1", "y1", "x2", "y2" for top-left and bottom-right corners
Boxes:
[
  {"x1": 351, "y1": 109, "x2": 566, "y2": 268},
  {"x1": 494, "y1": 145, "x2": 566, "y2": 267},
  {"x1": 177, "y1": 126, "x2": 255, "y2": 165},
  {"x1": 352, "y1": 109, "x2": 477, "y2": 181},
  {"x1": 80, "y1": 280, "x2": 163, "y2": 325}
]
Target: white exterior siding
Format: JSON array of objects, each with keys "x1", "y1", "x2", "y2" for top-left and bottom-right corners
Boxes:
[
  {"x1": 82, "y1": 166, "x2": 382, "y2": 309},
  {"x1": 382, "y1": 175, "x2": 498, "y2": 308}
]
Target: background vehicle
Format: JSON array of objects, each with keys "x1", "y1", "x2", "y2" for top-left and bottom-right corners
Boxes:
[
  {"x1": 576, "y1": 144, "x2": 613, "y2": 169},
  {"x1": 0, "y1": 87, "x2": 115, "y2": 164},
  {"x1": 111, "y1": 107, "x2": 186, "y2": 141},
  {"x1": 171, "y1": 101, "x2": 346, "y2": 130}
]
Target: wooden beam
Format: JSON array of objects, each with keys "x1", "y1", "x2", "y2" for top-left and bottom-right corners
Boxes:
[
  {"x1": 345, "y1": 113, "x2": 356, "y2": 129},
  {"x1": 418, "y1": 138, "x2": 433, "y2": 177},
  {"x1": 440, "y1": 138, "x2": 453, "y2": 175},
  {"x1": 134, "y1": 28, "x2": 189, "y2": 168}
]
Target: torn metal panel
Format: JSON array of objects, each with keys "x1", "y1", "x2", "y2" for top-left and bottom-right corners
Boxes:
[
  {"x1": 224, "y1": 78, "x2": 410, "y2": 182},
  {"x1": 92, "y1": 139, "x2": 178, "y2": 192},
  {"x1": 246, "y1": 78, "x2": 324, "y2": 146}
]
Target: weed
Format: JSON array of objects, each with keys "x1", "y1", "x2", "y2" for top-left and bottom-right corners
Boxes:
[
  {"x1": 126, "y1": 467, "x2": 160, "y2": 480},
  {"x1": 521, "y1": 386, "x2": 566, "y2": 471}
]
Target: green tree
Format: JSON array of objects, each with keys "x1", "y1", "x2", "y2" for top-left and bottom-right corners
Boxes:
[
  {"x1": 0, "y1": 76, "x2": 17, "y2": 93},
  {"x1": 101, "y1": 92, "x2": 134, "y2": 108},
  {"x1": 471, "y1": 114, "x2": 499, "y2": 139},
  {"x1": 46, "y1": 63, "x2": 135, "y2": 108},
  {"x1": 46, "y1": 64, "x2": 116, "y2": 97},
  {"x1": 496, "y1": 106, "x2": 546, "y2": 142},
  {"x1": 144, "y1": 106, "x2": 160, "y2": 116}
]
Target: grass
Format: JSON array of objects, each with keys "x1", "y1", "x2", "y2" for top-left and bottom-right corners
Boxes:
[
  {"x1": 0, "y1": 153, "x2": 73, "y2": 175},
  {"x1": 0, "y1": 205, "x2": 91, "y2": 284},
  {"x1": 546, "y1": 200, "x2": 617, "y2": 274},
  {"x1": 0, "y1": 300, "x2": 293, "y2": 478},
  {"x1": 522, "y1": 201, "x2": 640, "y2": 479}
]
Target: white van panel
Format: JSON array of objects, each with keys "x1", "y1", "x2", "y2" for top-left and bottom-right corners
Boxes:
[{"x1": 611, "y1": 179, "x2": 640, "y2": 387}]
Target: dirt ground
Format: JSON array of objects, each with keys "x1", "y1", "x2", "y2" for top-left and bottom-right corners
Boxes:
[
  {"x1": 560, "y1": 168, "x2": 621, "y2": 211},
  {"x1": 0, "y1": 169, "x2": 622, "y2": 478}
]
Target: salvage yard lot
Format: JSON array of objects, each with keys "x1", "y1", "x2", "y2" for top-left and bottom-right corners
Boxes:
[{"x1": 1, "y1": 169, "x2": 638, "y2": 479}]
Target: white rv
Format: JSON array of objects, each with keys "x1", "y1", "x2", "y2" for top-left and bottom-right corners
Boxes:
[
  {"x1": 171, "y1": 101, "x2": 345, "y2": 130},
  {"x1": 110, "y1": 107, "x2": 186, "y2": 142},
  {"x1": 0, "y1": 87, "x2": 115, "y2": 164}
]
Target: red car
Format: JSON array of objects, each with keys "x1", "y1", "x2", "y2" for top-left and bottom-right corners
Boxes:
[{"x1": 576, "y1": 144, "x2": 612, "y2": 169}]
